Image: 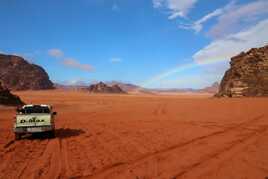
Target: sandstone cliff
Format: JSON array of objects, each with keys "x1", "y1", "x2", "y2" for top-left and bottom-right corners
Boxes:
[
  {"x1": 0, "y1": 54, "x2": 54, "y2": 90},
  {"x1": 217, "y1": 45, "x2": 268, "y2": 97}
]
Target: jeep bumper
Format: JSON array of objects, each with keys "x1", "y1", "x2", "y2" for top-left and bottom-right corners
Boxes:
[{"x1": 14, "y1": 126, "x2": 54, "y2": 133}]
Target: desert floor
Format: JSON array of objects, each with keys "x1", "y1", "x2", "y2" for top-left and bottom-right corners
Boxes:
[{"x1": 0, "y1": 90, "x2": 267, "y2": 179}]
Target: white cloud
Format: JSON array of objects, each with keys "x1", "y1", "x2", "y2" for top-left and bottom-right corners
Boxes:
[
  {"x1": 178, "y1": 1, "x2": 235, "y2": 33},
  {"x1": 209, "y1": 0, "x2": 268, "y2": 38},
  {"x1": 110, "y1": 57, "x2": 122, "y2": 63},
  {"x1": 48, "y1": 49, "x2": 64, "y2": 58},
  {"x1": 177, "y1": 0, "x2": 268, "y2": 36},
  {"x1": 48, "y1": 49, "x2": 94, "y2": 72},
  {"x1": 179, "y1": 8, "x2": 225, "y2": 33},
  {"x1": 193, "y1": 19, "x2": 268, "y2": 64},
  {"x1": 62, "y1": 58, "x2": 94, "y2": 72},
  {"x1": 153, "y1": 0, "x2": 164, "y2": 8},
  {"x1": 153, "y1": 0, "x2": 198, "y2": 18}
]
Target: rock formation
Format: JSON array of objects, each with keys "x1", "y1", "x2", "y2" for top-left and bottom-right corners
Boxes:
[
  {"x1": 0, "y1": 54, "x2": 54, "y2": 90},
  {"x1": 88, "y1": 82, "x2": 126, "y2": 94},
  {"x1": 0, "y1": 82, "x2": 24, "y2": 106},
  {"x1": 106, "y1": 81, "x2": 141, "y2": 92},
  {"x1": 216, "y1": 45, "x2": 268, "y2": 97}
]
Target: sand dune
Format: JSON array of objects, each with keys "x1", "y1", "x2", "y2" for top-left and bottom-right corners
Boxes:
[{"x1": 0, "y1": 90, "x2": 267, "y2": 179}]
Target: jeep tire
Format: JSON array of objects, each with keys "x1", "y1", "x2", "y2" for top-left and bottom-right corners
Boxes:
[
  {"x1": 15, "y1": 133, "x2": 21, "y2": 140},
  {"x1": 48, "y1": 130, "x2": 55, "y2": 138}
]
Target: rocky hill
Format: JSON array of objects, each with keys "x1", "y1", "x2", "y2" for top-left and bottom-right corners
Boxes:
[
  {"x1": 106, "y1": 81, "x2": 140, "y2": 92},
  {"x1": 0, "y1": 82, "x2": 24, "y2": 106},
  {"x1": 88, "y1": 82, "x2": 126, "y2": 94},
  {"x1": 54, "y1": 83, "x2": 87, "y2": 91},
  {"x1": 0, "y1": 54, "x2": 54, "y2": 90},
  {"x1": 216, "y1": 45, "x2": 268, "y2": 97},
  {"x1": 148, "y1": 82, "x2": 219, "y2": 94}
]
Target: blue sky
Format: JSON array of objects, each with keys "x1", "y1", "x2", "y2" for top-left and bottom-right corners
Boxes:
[{"x1": 0, "y1": 0, "x2": 267, "y2": 89}]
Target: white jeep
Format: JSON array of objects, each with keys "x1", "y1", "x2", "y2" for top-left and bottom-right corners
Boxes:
[{"x1": 14, "y1": 104, "x2": 57, "y2": 140}]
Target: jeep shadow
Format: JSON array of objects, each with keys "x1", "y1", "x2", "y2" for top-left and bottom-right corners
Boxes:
[
  {"x1": 20, "y1": 128, "x2": 85, "y2": 140},
  {"x1": 55, "y1": 128, "x2": 85, "y2": 139}
]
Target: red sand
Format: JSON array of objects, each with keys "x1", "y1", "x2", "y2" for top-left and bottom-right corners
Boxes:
[{"x1": 0, "y1": 90, "x2": 267, "y2": 179}]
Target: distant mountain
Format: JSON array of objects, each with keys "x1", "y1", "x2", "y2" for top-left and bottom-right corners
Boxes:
[
  {"x1": 106, "y1": 81, "x2": 141, "y2": 92},
  {"x1": 147, "y1": 83, "x2": 219, "y2": 94},
  {"x1": 55, "y1": 80, "x2": 219, "y2": 95},
  {"x1": 107, "y1": 81, "x2": 219, "y2": 94},
  {"x1": 0, "y1": 54, "x2": 54, "y2": 90},
  {"x1": 197, "y1": 82, "x2": 219, "y2": 94},
  {"x1": 88, "y1": 82, "x2": 127, "y2": 94},
  {"x1": 54, "y1": 83, "x2": 87, "y2": 91},
  {"x1": 149, "y1": 88, "x2": 195, "y2": 93}
]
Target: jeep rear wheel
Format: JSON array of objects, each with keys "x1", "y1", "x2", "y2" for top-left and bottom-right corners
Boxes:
[{"x1": 48, "y1": 130, "x2": 55, "y2": 138}]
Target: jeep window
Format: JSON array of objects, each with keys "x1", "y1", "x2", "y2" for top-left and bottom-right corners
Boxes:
[{"x1": 22, "y1": 106, "x2": 51, "y2": 114}]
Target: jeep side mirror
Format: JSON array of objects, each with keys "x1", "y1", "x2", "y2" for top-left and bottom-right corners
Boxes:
[
  {"x1": 53, "y1": 112, "x2": 57, "y2": 115},
  {"x1": 16, "y1": 108, "x2": 23, "y2": 114}
]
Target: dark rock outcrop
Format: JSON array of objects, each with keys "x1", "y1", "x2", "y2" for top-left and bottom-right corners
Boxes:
[
  {"x1": 216, "y1": 45, "x2": 268, "y2": 97},
  {"x1": 0, "y1": 54, "x2": 54, "y2": 90},
  {"x1": 0, "y1": 82, "x2": 24, "y2": 106},
  {"x1": 88, "y1": 82, "x2": 126, "y2": 94}
]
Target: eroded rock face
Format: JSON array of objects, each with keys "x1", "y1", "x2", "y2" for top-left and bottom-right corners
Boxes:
[
  {"x1": 88, "y1": 82, "x2": 126, "y2": 94},
  {"x1": 0, "y1": 54, "x2": 54, "y2": 90},
  {"x1": 0, "y1": 82, "x2": 24, "y2": 106},
  {"x1": 217, "y1": 45, "x2": 268, "y2": 97}
]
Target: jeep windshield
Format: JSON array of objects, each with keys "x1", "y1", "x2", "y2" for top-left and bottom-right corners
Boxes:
[{"x1": 19, "y1": 106, "x2": 51, "y2": 114}]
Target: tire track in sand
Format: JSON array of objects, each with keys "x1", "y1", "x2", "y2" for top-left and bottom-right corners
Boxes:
[
  {"x1": 55, "y1": 110, "x2": 102, "y2": 178},
  {"x1": 0, "y1": 139, "x2": 49, "y2": 179},
  {"x1": 23, "y1": 138, "x2": 63, "y2": 179},
  {"x1": 84, "y1": 115, "x2": 265, "y2": 179},
  {"x1": 172, "y1": 124, "x2": 268, "y2": 178},
  {"x1": 24, "y1": 107, "x2": 102, "y2": 179}
]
